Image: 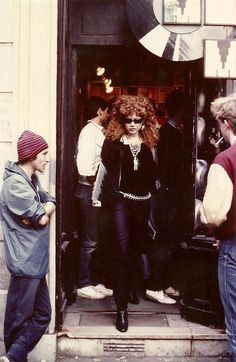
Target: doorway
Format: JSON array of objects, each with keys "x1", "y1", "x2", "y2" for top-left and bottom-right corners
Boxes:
[
  {"x1": 55, "y1": 0, "x2": 226, "y2": 332},
  {"x1": 56, "y1": 36, "x2": 225, "y2": 329}
]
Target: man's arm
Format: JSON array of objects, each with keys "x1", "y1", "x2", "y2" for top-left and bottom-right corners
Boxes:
[
  {"x1": 3, "y1": 175, "x2": 55, "y2": 227},
  {"x1": 76, "y1": 127, "x2": 96, "y2": 176},
  {"x1": 200, "y1": 164, "x2": 233, "y2": 227}
]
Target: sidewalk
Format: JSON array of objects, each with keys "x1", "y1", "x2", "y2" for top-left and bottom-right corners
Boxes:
[{"x1": 57, "y1": 357, "x2": 229, "y2": 361}]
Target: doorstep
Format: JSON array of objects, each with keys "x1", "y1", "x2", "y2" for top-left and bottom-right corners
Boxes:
[{"x1": 57, "y1": 311, "x2": 227, "y2": 359}]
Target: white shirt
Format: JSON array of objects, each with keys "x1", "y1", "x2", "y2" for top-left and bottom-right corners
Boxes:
[
  {"x1": 200, "y1": 163, "x2": 233, "y2": 227},
  {"x1": 76, "y1": 120, "x2": 105, "y2": 177}
]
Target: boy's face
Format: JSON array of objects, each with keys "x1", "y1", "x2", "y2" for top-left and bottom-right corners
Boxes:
[
  {"x1": 31, "y1": 148, "x2": 50, "y2": 173},
  {"x1": 217, "y1": 118, "x2": 229, "y2": 143}
]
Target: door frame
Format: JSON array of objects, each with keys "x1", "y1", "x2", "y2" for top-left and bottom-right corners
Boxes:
[{"x1": 56, "y1": 0, "x2": 69, "y2": 329}]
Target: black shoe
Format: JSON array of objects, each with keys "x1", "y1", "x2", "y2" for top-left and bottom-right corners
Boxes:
[
  {"x1": 116, "y1": 310, "x2": 128, "y2": 332},
  {"x1": 128, "y1": 290, "x2": 140, "y2": 304}
]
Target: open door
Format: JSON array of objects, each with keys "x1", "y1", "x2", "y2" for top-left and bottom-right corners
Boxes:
[{"x1": 180, "y1": 74, "x2": 226, "y2": 327}]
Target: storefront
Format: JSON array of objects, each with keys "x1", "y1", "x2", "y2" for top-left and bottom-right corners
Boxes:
[
  {"x1": 56, "y1": 0, "x2": 236, "y2": 324},
  {"x1": 0, "y1": 0, "x2": 236, "y2": 360}
]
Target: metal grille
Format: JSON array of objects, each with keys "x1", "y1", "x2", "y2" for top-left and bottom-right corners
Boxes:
[{"x1": 103, "y1": 341, "x2": 145, "y2": 353}]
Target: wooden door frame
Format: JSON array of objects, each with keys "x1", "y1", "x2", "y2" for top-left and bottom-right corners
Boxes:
[{"x1": 56, "y1": 0, "x2": 69, "y2": 329}]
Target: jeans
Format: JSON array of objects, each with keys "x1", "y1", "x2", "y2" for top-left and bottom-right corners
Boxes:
[
  {"x1": 218, "y1": 236, "x2": 236, "y2": 362},
  {"x1": 76, "y1": 184, "x2": 100, "y2": 288},
  {"x1": 109, "y1": 197, "x2": 150, "y2": 310},
  {"x1": 4, "y1": 276, "x2": 51, "y2": 362}
]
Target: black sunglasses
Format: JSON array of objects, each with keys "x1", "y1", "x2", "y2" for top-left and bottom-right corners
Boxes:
[{"x1": 123, "y1": 118, "x2": 143, "y2": 124}]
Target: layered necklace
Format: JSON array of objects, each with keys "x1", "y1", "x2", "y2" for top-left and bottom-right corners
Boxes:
[{"x1": 129, "y1": 140, "x2": 141, "y2": 171}]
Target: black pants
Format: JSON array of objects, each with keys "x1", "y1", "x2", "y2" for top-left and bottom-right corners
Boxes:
[
  {"x1": 147, "y1": 187, "x2": 184, "y2": 290},
  {"x1": 109, "y1": 197, "x2": 150, "y2": 310},
  {"x1": 4, "y1": 276, "x2": 51, "y2": 362}
]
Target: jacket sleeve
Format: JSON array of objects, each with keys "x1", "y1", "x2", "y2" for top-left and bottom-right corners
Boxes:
[
  {"x1": 92, "y1": 162, "x2": 107, "y2": 202},
  {"x1": 200, "y1": 163, "x2": 233, "y2": 227},
  {"x1": 3, "y1": 175, "x2": 48, "y2": 226},
  {"x1": 101, "y1": 139, "x2": 114, "y2": 170}
]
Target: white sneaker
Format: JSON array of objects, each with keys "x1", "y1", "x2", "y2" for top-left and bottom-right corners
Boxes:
[
  {"x1": 77, "y1": 286, "x2": 105, "y2": 299},
  {"x1": 94, "y1": 283, "x2": 113, "y2": 297},
  {"x1": 164, "y1": 287, "x2": 180, "y2": 297},
  {"x1": 146, "y1": 289, "x2": 176, "y2": 304},
  {"x1": 0, "y1": 357, "x2": 10, "y2": 362}
]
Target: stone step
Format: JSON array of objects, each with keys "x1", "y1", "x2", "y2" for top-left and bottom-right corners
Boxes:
[{"x1": 57, "y1": 312, "x2": 227, "y2": 359}]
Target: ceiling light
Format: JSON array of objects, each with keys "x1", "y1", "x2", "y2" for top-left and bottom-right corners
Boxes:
[
  {"x1": 96, "y1": 67, "x2": 105, "y2": 76},
  {"x1": 106, "y1": 86, "x2": 114, "y2": 94},
  {"x1": 104, "y1": 78, "x2": 112, "y2": 86}
]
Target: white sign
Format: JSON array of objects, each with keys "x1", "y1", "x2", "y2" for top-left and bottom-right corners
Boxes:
[
  {"x1": 204, "y1": 40, "x2": 236, "y2": 78},
  {"x1": 205, "y1": 0, "x2": 236, "y2": 25}
]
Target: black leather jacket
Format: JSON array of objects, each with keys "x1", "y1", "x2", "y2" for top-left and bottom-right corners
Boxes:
[{"x1": 92, "y1": 138, "x2": 157, "y2": 201}]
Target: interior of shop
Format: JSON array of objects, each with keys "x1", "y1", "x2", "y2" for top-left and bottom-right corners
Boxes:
[{"x1": 56, "y1": 40, "x2": 226, "y2": 331}]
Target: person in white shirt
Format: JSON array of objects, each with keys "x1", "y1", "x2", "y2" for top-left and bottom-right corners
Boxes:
[
  {"x1": 200, "y1": 93, "x2": 236, "y2": 362},
  {"x1": 75, "y1": 96, "x2": 112, "y2": 299}
]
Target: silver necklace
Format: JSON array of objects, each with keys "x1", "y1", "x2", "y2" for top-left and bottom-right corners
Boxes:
[{"x1": 129, "y1": 142, "x2": 141, "y2": 170}]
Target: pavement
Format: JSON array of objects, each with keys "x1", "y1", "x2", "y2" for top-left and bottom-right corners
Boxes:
[{"x1": 56, "y1": 357, "x2": 229, "y2": 361}]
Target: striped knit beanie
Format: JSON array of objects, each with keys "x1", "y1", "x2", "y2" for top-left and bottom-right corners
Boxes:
[{"x1": 17, "y1": 130, "x2": 48, "y2": 162}]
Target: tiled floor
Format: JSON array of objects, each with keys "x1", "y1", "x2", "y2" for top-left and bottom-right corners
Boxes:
[
  {"x1": 63, "y1": 293, "x2": 179, "y2": 327},
  {"x1": 62, "y1": 293, "x2": 219, "y2": 330}
]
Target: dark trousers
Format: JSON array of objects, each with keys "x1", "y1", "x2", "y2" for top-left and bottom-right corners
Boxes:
[
  {"x1": 148, "y1": 187, "x2": 184, "y2": 290},
  {"x1": 4, "y1": 276, "x2": 51, "y2": 362},
  {"x1": 109, "y1": 197, "x2": 150, "y2": 310},
  {"x1": 76, "y1": 184, "x2": 100, "y2": 288}
]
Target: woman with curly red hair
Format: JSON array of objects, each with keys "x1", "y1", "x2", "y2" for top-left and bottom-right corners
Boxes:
[{"x1": 93, "y1": 95, "x2": 159, "y2": 332}]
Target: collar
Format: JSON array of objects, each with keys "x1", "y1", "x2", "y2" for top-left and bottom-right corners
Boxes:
[
  {"x1": 88, "y1": 119, "x2": 103, "y2": 131},
  {"x1": 120, "y1": 135, "x2": 129, "y2": 144},
  {"x1": 120, "y1": 135, "x2": 143, "y2": 145}
]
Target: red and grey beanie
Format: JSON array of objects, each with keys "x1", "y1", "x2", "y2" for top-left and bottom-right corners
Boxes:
[{"x1": 17, "y1": 130, "x2": 48, "y2": 162}]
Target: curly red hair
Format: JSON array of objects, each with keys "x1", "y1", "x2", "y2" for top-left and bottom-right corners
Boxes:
[{"x1": 104, "y1": 95, "x2": 159, "y2": 146}]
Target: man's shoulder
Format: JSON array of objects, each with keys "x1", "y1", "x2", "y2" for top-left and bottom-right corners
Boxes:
[
  {"x1": 160, "y1": 122, "x2": 176, "y2": 134},
  {"x1": 3, "y1": 172, "x2": 25, "y2": 186},
  {"x1": 215, "y1": 144, "x2": 236, "y2": 160},
  {"x1": 214, "y1": 145, "x2": 236, "y2": 171},
  {"x1": 79, "y1": 121, "x2": 100, "y2": 137}
]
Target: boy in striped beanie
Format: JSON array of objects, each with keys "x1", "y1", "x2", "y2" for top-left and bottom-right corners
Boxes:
[
  {"x1": 0, "y1": 130, "x2": 55, "y2": 362},
  {"x1": 17, "y1": 130, "x2": 48, "y2": 162}
]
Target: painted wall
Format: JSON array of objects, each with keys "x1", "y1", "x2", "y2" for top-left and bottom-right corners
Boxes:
[{"x1": 0, "y1": 0, "x2": 57, "y2": 360}]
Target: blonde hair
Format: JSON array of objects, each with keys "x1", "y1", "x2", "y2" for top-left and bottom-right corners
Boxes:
[
  {"x1": 104, "y1": 95, "x2": 159, "y2": 146},
  {"x1": 211, "y1": 93, "x2": 236, "y2": 133}
]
